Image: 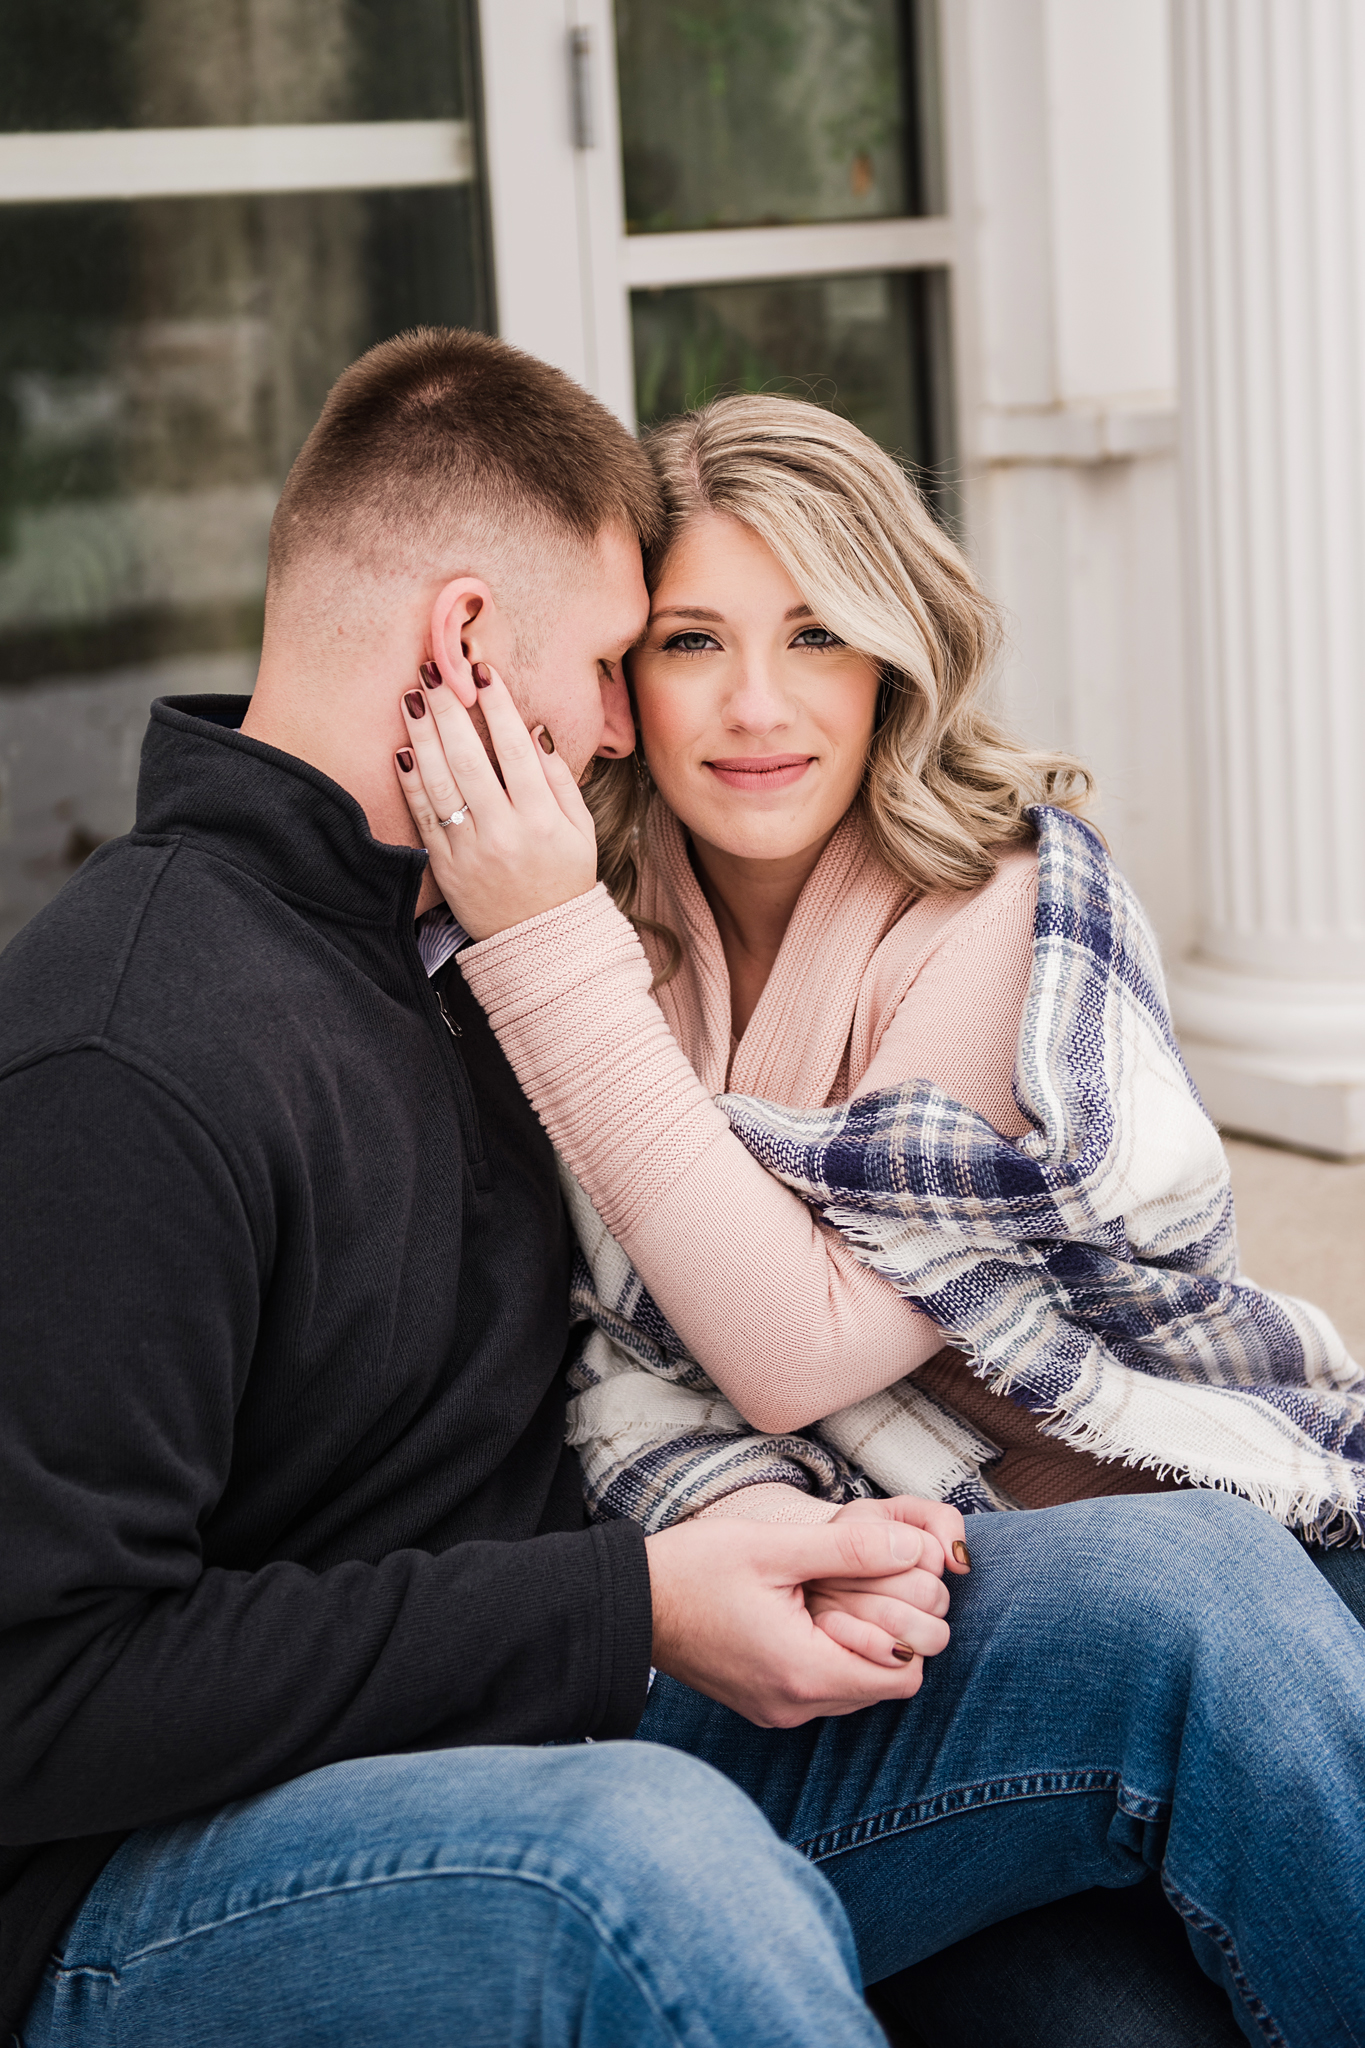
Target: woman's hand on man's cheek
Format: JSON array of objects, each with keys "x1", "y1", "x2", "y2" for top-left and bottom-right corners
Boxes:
[{"x1": 394, "y1": 660, "x2": 599, "y2": 939}]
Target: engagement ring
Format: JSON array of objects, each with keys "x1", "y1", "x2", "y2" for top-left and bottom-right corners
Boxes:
[{"x1": 437, "y1": 806, "x2": 468, "y2": 827}]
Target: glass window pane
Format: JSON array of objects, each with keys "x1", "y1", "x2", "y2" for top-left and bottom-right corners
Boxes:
[
  {"x1": 616, "y1": 0, "x2": 943, "y2": 233},
  {"x1": 0, "y1": 0, "x2": 488, "y2": 949},
  {"x1": 0, "y1": 185, "x2": 486, "y2": 688},
  {"x1": 2, "y1": 0, "x2": 475, "y2": 131},
  {"x1": 631, "y1": 268, "x2": 955, "y2": 484}
]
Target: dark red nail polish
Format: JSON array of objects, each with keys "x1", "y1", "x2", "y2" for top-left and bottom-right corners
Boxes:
[
  {"x1": 537, "y1": 728, "x2": 555, "y2": 754},
  {"x1": 419, "y1": 661, "x2": 442, "y2": 689},
  {"x1": 891, "y1": 1645, "x2": 916, "y2": 1664},
  {"x1": 396, "y1": 749, "x2": 414, "y2": 773},
  {"x1": 404, "y1": 691, "x2": 426, "y2": 719},
  {"x1": 472, "y1": 662, "x2": 491, "y2": 688},
  {"x1": 952, "y1": 1541, "x2": 972, "y2": 1570}
]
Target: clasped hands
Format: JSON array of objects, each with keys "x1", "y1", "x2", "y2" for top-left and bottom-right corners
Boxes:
[{"x1": 644, "y1": 1495, "x2": 971, "y2": 1729}]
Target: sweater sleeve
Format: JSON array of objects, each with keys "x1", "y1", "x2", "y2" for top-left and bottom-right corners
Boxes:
[
  {"x1": 459, "y1": 872, "x2": 1036, "y2": 1437},
  {"x1": 694, "y1": 1484, "x2": 844, "y2": 1525},
  {"x1": 0, "y1": 1048, "x2": 652, "y2": 1844}
]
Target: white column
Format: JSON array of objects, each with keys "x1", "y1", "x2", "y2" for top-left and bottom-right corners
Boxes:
[{"x1": 1168, "y1": 0, "x2": 1365, "y2": 1157}]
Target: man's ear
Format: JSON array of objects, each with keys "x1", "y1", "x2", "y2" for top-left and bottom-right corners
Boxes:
[{"x1": 429, "y1": 576, "x2": 497, "y2": 694}]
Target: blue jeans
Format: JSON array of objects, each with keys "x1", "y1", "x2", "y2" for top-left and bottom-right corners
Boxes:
[
  {"x1": 870, "y1": 1541, "x2": 1365, "y2": 2048},
  {"x1": 18, "y1": 1743, "x2": 881, "y2": 2048},
  {"x1": 21, "y1": 1494, "x2": 1365, "y2": 2048},
  {"x1": 638, "y1": 1492, "x2": 1365, "y2": 2044}
]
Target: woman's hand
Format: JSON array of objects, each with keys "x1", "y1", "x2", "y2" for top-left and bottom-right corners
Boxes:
[
  {"x1": 803, "y1": 1495, "x2": 972, "y2": 1673},
  {"x1": 394, "y1": 656, "x2": 598, "y2": 940}
]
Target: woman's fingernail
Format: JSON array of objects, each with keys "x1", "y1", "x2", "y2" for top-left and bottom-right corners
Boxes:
[
  {"x1": 891, "y1": 1644, "x2": 917, "y2": 1664},
  {"x1": 419, "y1": 661, "x2": 442, "y2": 690},
  {"x1": 472, "y1": 662, "x2": 491, "y2": 688},
  {"x1": 537, "y1": 728, "x2": 556, "y2": 755},
  {"x1": 396, "y1": 749, "x2": 414, "y2": 773},
  {"x1": 952, "y1": 1540, "x2": 972, "y2": 1570},
  {"x1": 404, "y1": 691, "x2": 426, "y2": 719}
]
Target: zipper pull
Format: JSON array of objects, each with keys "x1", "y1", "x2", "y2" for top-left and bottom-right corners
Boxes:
[{"x1": 438, "y1": 992, "x2": 462, "y2": 1039}]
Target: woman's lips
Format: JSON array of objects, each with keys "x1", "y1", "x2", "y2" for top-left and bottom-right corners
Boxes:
[{"x1": 705, "y1": 754, "x2": 814, "y2": 793}]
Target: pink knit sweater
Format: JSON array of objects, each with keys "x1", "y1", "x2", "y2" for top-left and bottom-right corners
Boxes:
[{"x1": 460, "y1": 804, "x2": 1174, "y2": 1521}]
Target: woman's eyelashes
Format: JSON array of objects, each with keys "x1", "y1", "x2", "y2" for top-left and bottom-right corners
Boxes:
[
  {"x1": 661, "y1": 629, "x2": 721, "y2": 655},
  {"x1": 658, "y1": 625, "x2": 844, "y2": 655}
]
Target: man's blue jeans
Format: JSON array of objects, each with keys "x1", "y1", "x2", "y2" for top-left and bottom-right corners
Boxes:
[{"x1": 21, "y1": 1493, "x2": 1365, "y2": 2048}]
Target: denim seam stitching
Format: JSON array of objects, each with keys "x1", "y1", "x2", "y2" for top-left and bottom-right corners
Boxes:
[
  {"x1": 56, "y1": 1865, "x2": 690, "y2": 2042},
  {"x1": 793, "y1": 1766, "x2": 1135, "y2": 1862},
  {"x1": 1160, "y1": 1874, "x2": 1289, "y2": 2048}
]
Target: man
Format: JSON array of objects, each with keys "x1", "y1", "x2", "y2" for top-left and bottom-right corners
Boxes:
[
  {"x1": 0, "y1": 327, "x2": 951, "y2": 2046},
  {"x1": 3, "y1": 329, "x2": 1363, "y2": 2048}
]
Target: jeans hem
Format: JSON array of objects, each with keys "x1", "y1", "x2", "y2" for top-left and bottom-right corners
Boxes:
[{"x1": 795, "y1": 1767, "x2": 1164, "y2": 1862}]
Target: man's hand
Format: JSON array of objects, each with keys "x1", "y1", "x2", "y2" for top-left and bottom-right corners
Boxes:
[
  {"x1": 806, "y1": 1495, "x2": 971, "y2": 1666},
  {"x1": 645, "y1": 1510, "x2": 966, "y2": 1729}
]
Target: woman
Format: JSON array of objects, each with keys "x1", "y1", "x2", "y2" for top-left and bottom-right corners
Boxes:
[
  {"x1": 392, "y1": 396, "x2": 1365, "y2": 2044},
  {"x1": 398, "y1": 393, "x2": 1365, "y2": 1561}
]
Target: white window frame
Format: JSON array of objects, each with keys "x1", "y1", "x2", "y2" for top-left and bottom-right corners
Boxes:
[
  {"x1": 0, "y1": 121, "x2": 476, "y2": 204},
  {"x1": 478, "y1": 0, "x2": 959, "y2": 432}
]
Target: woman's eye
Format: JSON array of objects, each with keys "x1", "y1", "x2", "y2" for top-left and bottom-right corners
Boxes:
[
  {"x1": 791, "y1": 626, "x2": 844, "y2": 649},
  {"x1": 662, "y1": 630, "x2": 720, "y2": 654}
]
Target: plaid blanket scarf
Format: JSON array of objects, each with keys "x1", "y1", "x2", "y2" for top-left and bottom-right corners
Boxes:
[{"x1": 564, "y1": 806, "x2": 1365, "y2": 1544}]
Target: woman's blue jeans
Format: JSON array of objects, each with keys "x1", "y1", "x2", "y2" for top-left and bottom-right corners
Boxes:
[{"x1": 20, "y1": 1493, "x2": 1365, "y2": 2048}]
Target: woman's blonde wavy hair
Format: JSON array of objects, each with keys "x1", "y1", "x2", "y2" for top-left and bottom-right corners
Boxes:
[{"x1": 586, "y1": 394, "x2": 1091, "y2": 934}]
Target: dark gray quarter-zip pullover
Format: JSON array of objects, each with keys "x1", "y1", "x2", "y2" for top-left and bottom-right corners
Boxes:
[{"x1": 0, "y1": 697, "x2": 652, "y2": 2032}]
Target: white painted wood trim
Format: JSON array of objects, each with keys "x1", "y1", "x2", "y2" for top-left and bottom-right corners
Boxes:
[
  {"x1": 569, "y1": 0, "x2": 637, "y2": 424},
  {"x1": 622, "y1": 215, "x2": 954, "y2": 291},
  {"x1": 476, "y1": 0, "x2": 593, "y2": 390},
  {"x1": 0, "y1": 121, "x2": 473, "y2": 204},
  {"x1": 977, "y1": 402, "x2": 1178, "y2": 464}
]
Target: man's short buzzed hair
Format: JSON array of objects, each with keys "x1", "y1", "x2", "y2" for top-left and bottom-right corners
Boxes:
[{"x1": 267, "y1": 327, "x2": 661, "y2": 592}]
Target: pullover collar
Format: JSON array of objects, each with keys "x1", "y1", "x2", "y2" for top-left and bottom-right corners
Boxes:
[{"x1": 137, "y1": 696, "x2": 427, "y2": 932}]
